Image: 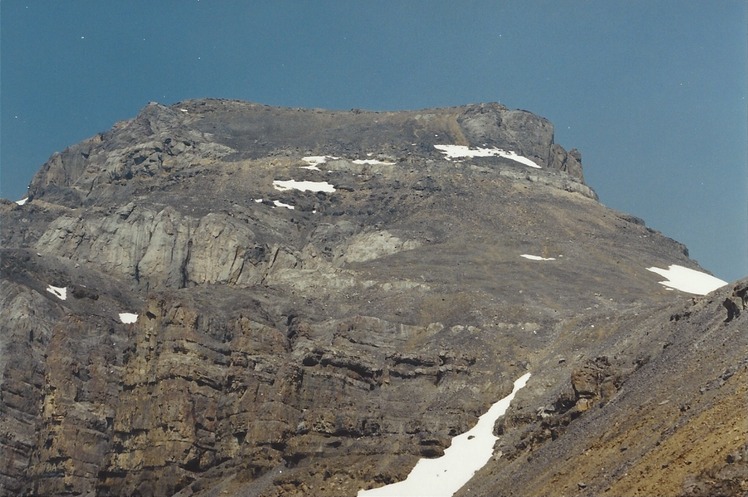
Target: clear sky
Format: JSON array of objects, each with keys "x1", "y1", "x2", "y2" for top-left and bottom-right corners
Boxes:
[{"x1": 1, "y1": 1, "x2": 746, "y2": 281}]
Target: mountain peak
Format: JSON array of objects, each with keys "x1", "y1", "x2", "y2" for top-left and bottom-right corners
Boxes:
[
  {"x1": 2, "y1": 99, "x2": 741, "y2": 497},
  {"x1": 27, "y1": 100, "x2": 589, "y2": 208}
]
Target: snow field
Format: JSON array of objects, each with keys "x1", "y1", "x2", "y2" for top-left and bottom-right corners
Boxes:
[
  {"x1": 272, "y1": 200, "x2": 295, "y2": 210},
  {"x1": 253, "y1": 199, "x2": 295, "y2": 210},
  {"x1": 273, "y1": 179, "x2": 336, "y2": 193},
  {"x1": 358, "y1": 373, "x2": 532, "y2": 497},
  {"x1": 302, "y1": 155, "x2": 393, "y2": 168},
  {"x1": 646, "y1": 264, "x2": 727, "y2": 295},
  {"x1": 259, "y1": 177, "x2": 336, "y2": 210},
  {"x1": 119, "y1": 313, "x2": 138, "y2": 324},
  {"x1": 302, "y1": 155, "x2": 338, "y2": 168},
  {"x1": 434, "y1": 144, "x2": 541, "y2": 169},
  {"x1": 521, "y1": 254, "x2": 556, "y2": 261},
  {"x1": 46, "y1": 285, "x2": 67, "y2": 300},
  {"x1": 352, "y1": 159, "x2": 395, "y2": 165}
]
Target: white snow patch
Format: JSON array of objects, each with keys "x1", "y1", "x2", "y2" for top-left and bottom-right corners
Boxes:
[
  {"x1": 273, "y1": 179, "x2": 336, "y2": 193},
  {"x1": 434, "y1": 144, "x2": 541, "y2": 169},
  {"x1": 521, "y1": 254, "x2": 556, "y2": 261},
  {"x1": 302, "y1": 156, "x2": 338, "y2": 168},
  {"x1": 646, "y1": 264, "x2": 727, "y2": 295},
  {"x1": 358, "y1": 373, "x2": 532, "y2": 497},
  {"x1": 46, "y1": 285, "x2": 67, "y2": 300},
  {"x1": 15, "y1": 197, "x2": 28, "y2": 206},
  {"x1": 352, "y1": 159, "x2": 396, "y2": 165},
  {"x1": 119, "y1": 313, "x2": 138, "y2": 324},
  {"x1": 178, "y1": 108, "x2": 189, "y2": 113},
  {"x1": 254, "y1": 198, "x2": 295, "y2": 210},
  {"x1": 272, "y1": 200, "x2": 295, "y2": 210}
]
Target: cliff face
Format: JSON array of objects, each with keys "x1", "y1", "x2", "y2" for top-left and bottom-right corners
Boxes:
[{"x1": 0, "y1": 100, "x2": 744, "y2": 497}]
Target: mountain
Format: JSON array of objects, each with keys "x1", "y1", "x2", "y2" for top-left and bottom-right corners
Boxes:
[{"x1": 0, "y1": 100, "x2": 745, "y2": 497}]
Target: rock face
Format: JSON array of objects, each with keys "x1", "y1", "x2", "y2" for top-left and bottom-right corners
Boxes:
[{"x1": 0, "y1": 99, "x2": 744, "y2": 497}]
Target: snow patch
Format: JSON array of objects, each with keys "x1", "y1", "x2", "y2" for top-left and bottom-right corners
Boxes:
[
  {"x1": 273, "y1": 179, "x2": 336, "y2": 193},
  {"x1": 352, "y1": 159, "x2": 395, "y2": 165},
  {"x1": 15, "y1": 197, "x2": 28, "y2": 206},
  {"x1": 46, "y1": 285, "x2": 67, "y2": 300},
  {"x1": 302, "y1": 156, "x2": 338, "y2": 169},
  {"x1": 434, "y1": 144, "x2": 541, "y2": 169},
  {"x1": 254, "y1": 198, "x2": 295, "y2": 210},
  {"x1": 358, "y1": 373, "x2": 532, "y2": 497},
  {"x1": 119, "y1": 313, "x2": 138, "y2": 324},
  {"x1": 521, "y1": 254, "x2": 556, "y2": 261},
  {"x1": 646, "y1": 264, "x2": 727, "y2": 295},
  {"x1": 301, "y1": 155, "x2": 393, "y2": 168},
  {"x1": 272, "y1": 200, "x2": 295, "y2": 210}
]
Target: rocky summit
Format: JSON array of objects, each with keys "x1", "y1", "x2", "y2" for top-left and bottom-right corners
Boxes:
[{"x1": 0, "y1": 99, "x2": 745, "y2": 497}]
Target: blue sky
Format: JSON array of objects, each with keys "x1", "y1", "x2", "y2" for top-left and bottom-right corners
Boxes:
[{"x1": 1, "y1": 1, "x2": 746, "y2": 280}]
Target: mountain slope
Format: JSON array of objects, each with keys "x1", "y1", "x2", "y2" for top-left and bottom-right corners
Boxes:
[
  {"x1": 0, "y1": 100, "x2": 741, "y2": 497},
  {"x1": 461, "y1": 278, "x2": 747, "y2": 497}
]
